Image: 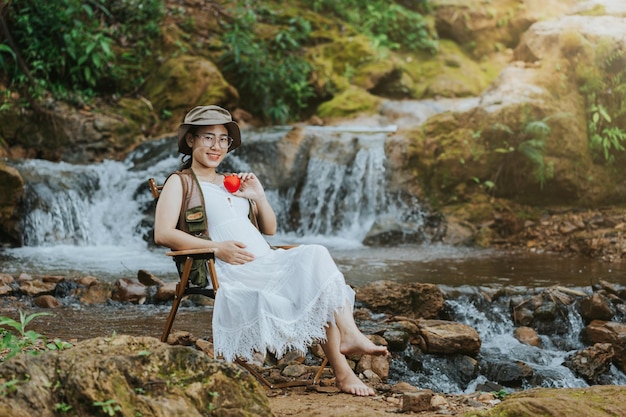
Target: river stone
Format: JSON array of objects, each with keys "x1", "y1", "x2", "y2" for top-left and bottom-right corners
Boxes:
[
  {"x1": 0, "y1": 162, "x2": 24, "y2": 245},
  {"x1": 416, "y1": 319, "x2": 481, "y2": 356},
  {"x1": 356, "y1": 280, "x2": 444, "y2": 319},
  {"x1": 581, "y1": 320, "x2": 626, "y2": 373},
  {"x1": 478, "y1": 385, "x2": 626, "y2": 417},
  {"x1": 579, "y1": 293, "x2": 616, "y2": 322},
  {"x1": 0, "y1": 335, "x2": 272, "y2": 417},
  {"x1": 111, "y1": 278, "x2": 147, "y2": 304},
  {"x1": 513, "y1": 326, "x2": 541, "y2": 347},
  {"x1": 563, "y1": 343, "x2": 615, "y2": 384}
]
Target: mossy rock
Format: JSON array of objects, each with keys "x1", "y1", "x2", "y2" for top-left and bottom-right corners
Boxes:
[
  {"x1": 316, "y1": 87, "x2": 382, "y2": 119},
  {"x1": 0, "y1": 335, "x2": 272, "y2": 417},
  {"x1": 401, "y1": 40, "x2": 500, "y2": 98},
  {"x1": 143, "y1": 55, "x2": 238, "y2": 134},
  {"x1": 465, "y1": 385, "x2": 626, "y2": 417},
  {"x1": 307, "y1": 34, "x2": 381, "y2": 96},
  {"x1": 0, "y1": 163, "x2": 23, "y2": 245}
]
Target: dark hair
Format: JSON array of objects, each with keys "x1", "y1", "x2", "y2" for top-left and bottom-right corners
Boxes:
[{"x1": 179, "y1": 126, "x2": 200, "y2": 169}]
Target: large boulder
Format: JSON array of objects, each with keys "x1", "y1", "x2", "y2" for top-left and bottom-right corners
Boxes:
[
  {"x1": 476, "y1": 385, "x2": 626, "y2": 417},
  {"x1": 0, "y1": 163, "x2": 23, "y2": 245},
  {"x1": 431, "y1": 0, "x2": 578, "y2": 58},
  {"x1": 402, "y1": 1, "x2": 626, "y2": 217},
  {"x1": 0, "y1": 335, "x2": 272, "y2": 417},
  {"x1": 356, "y1": 280, "x2": 445, "y2": 319}
]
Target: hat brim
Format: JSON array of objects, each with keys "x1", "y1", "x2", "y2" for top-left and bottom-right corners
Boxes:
[{"x1": 177, "y1": 121, "x2": 241, "y2": 155}]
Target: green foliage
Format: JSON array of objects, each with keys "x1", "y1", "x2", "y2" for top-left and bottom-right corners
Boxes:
[
  {"x1": 485, "y1": 114, "x2": 564, "y2": 192},
  {"x1": 492, "y1": 389, "x2": 509, "y2": 400},
  {"x1": 310, "y1": 0, "x2": 437, "y2": 53},
  {"x1": 219, "y1": 2, "x2": 315, "y2": 123},
  {"x1": 0, "y1": 378, "x2": 21, "y2": 397},
  {"x1": 0, "y1": 0, "x2": 164, "y2": 103},
  {"x1": 54, "y1": 402, "x2": 73, "y2": 413},
  {"x1": 93, "y1": 399, "x2": 121, "y2": 416},
  {"x1": 579, "y1": 46, "x2": 626, "y2": 163},
  {"x1": 0, "y1": 310, "x2": 72, "y2": 361},
  {"x1": 0, "y1": 310, "x2": 50, "y2": 360},
  {"x1": 46, "y1": 338, "x2": 73, "y2": 351}
]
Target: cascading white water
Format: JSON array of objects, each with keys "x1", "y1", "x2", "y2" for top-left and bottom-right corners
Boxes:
[{"x1": 4, "y1": 125, "x2": 423, "y2": 276}]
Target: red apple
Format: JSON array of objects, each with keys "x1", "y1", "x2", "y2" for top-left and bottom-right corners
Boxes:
[{"x1": 223, "y1": 175, "x2": 241, "y2": 193}]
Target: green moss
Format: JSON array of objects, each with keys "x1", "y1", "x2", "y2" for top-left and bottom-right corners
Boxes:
[
  {"x1": 400, "y1": 40, "x2": 499, "y2": 98},
  {"x1": 317, "y1": 87, "x2": 381, "y2": 118}
]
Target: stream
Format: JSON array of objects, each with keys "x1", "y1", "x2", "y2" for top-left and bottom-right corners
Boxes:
[{"x1": 1, "y1": 100, "x2": 625, "y2": 394}]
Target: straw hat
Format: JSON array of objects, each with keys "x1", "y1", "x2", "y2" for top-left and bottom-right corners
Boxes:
[{"x1": 177, "y1": 105, "x2": 241, "y2": 155}]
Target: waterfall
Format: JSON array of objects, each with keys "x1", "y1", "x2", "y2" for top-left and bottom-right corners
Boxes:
[{"x1": 4, "y1": 125, "x2": 422, "y2": 276}]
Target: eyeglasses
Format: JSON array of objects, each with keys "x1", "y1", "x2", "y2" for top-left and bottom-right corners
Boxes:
[{"x1": 194, "y1": 133, "x2": 233, "y2": 149}]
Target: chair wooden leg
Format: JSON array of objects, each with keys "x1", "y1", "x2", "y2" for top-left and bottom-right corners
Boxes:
[
  {"x1": 161, "y1": 256, "x2": 193, "y2": 343},
  {"x1": 208, "y1": 258, "x2": 219, "y2": 291},
  {"x1": 313, "y1": 357, "x2": 329, "y2": 385}
]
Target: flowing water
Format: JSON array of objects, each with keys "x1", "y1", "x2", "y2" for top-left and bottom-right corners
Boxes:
[{"x1": 1, "y1": 101, "x2": 625, "y2": 394}]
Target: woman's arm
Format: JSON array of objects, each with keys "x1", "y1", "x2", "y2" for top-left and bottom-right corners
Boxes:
[
  {"x1": 235, "y1": 172, "x2": 277, "y2": 235},
  {"x1": 154, "y1": 175, "x2": 215, "y2": 250}
]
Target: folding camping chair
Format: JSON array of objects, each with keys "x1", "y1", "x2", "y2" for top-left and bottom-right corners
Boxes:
[{"x1": 148, "y1": 178, "x2": 328, "y2": 389}]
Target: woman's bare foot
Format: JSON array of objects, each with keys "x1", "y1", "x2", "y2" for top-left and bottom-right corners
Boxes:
[
  {"x1": 340, "y1": 332, "x2": 389, "y2": 357},
  {"x1": 336, "y1": 372, "x2": 375, "y2": 396}
]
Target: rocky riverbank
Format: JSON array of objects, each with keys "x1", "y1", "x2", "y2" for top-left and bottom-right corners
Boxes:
[{"x1": 1, "y1": 255, "x2": 626, "y2": 416}]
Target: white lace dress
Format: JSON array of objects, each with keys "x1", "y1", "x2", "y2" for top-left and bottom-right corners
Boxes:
[{"x1": 199, "y1": 180, "x2": 355, "y2": 362}]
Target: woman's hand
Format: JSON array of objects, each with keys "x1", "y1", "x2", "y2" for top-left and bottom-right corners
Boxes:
[
  {"x1": 214, "y1": 240, "x2": 255, "y2": 264},
  {"x1": 232, "y1": 172, "x2": 266, "y2": 202},
  {"x1": 230, "y1": 172, "x2": 277, "y2": 235}
]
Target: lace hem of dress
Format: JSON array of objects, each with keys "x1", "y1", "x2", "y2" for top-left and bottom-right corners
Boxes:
[{"x1": 212, "y1": 272, "x2": 354, "y2": 362}]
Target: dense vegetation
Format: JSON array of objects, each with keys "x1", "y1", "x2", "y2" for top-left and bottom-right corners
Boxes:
[{"x1": 0, "y1": 0, "x2": 437, "y2": 122}]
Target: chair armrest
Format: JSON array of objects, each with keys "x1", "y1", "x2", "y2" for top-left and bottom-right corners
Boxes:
[{"x1": 166, "y1": 248, "x2": 215, "y2": 257}]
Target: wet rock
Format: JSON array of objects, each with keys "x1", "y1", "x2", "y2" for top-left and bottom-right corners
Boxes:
[
  {"x1": 382, "y1": 329, "x2": 410, "y2": 352},
  {"x1": 33, "y1": 295, "x2": 60, "y2": 308},
  {"x1": 0, "y1": 335, "x2": 272, "y2": 417},
  {"x1": 0, "y1": 163, "x2": 24, "y2": 246},
  {"x1": 77, "y1": 275, "x2": 99, "y2": 286},
  {"x1": 356, "y1": 280, "x2": 445, "y2": 319},
  {"x1": 137, "y1": 269, "x2": 164, "y2": 286},
  {"x1": 593, "y1": 280, "x2": 620, "y2": 296},
  {"x1": 579, "y1": 293, "x2": 615, "y2": 323},
  {"x1": 451, "y1": 355, "x2": 480, "y2": 385},
  {"x1": 154, "y1": 282, "x2": 176, "y2": 302},
  {"x1": 41, "y1": 275, "x2": 64, "y2": 283},
  {"x1": 514, "y1": 326, "x2": 541, "y2": 347},
  {"x1": 563, "y1": 343, "x2": 614, "y2": 384},
  {"x1": 0, "y1": 274, "x2": 14, "y2": 296},
  {"x1": 76, "y1": 282, "x2": 112, "y2": 304},
  {"x1": 54, "y1": 281, "x2": 80, "y2": 298},
  {"x1": 581, "y1": 320, "x2": 626, "y2": 373},
  {"x1": 111, "y1": 278, "x2": 147, "y2": 304},
  {"x1": 356, "y1": 354, "x2": 390, "y2": 381},
  {"x1": 0, "y1": 284, "x2": 12, "y2": 296},
  {"x1": 416, "y1": 319, "x2": 481, "y2": 356},
  {"x1": 18, "y1": 279, "x2": 57, "y2": 296},
  {"x1": 483, "y1": 359, "x2": 534, "y2": 388}
]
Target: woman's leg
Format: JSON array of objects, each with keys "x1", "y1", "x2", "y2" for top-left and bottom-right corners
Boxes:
[
  {"x1": 335, "y1": 302, "x2": 389, "y2": 357},
  {"x1": 320, "y1": 303, "x2": 389, "y2": 396},
  {"x1": 320, "y1": 321, "x2": 375, "y2": 396}
]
